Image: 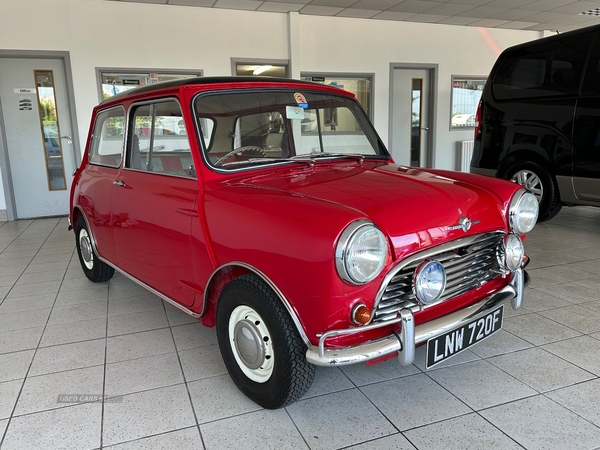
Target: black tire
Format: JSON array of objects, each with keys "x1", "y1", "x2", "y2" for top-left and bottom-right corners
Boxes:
[
  {"x1": 75, "y1": 216, "x2": 114, "y2": 282},
  {"x1": 216, "y1": 274, "x2": 315, "y2": 409},
  {"x1": 505, "y1": 162, "x2": 562, "y2": 222}
]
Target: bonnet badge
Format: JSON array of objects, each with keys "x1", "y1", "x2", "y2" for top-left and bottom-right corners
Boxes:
[{"x1": 447, "y1": 216, "x2": 480, "y2": 233}]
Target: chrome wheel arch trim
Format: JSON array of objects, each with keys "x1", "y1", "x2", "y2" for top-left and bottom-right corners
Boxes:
[
  {"x1": 71, "y1": 207, "x2": 202, "y2": 318},
  {"x1": 202, "y1": 261, "x2": 311, "y2": 346}
]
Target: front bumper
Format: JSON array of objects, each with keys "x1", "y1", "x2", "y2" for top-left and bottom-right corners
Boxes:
[{"x1": 306, "y1": 268, "x2": 527, "y2": 367}]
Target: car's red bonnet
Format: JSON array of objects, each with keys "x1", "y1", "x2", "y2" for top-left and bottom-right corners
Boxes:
[{"x1": 224, "y1": 160, "x2": 514, "y2": 261}]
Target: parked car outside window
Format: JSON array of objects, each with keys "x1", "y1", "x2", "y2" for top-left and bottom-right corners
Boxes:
[{"x1": 70, "y1": 77, "x2": 537, "y2": 408}]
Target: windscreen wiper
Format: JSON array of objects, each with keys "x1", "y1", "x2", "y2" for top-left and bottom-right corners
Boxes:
[
  {"x1": 220, "y1": 157, "x2": 315, "y2": 168},
  {"x1": 291, "y1": 152, "x2": 366, "y2": 162}
]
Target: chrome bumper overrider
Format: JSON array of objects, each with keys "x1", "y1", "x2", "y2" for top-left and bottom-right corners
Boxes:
[{"x1": 306, "y1": 269, "x2": 527, "y2": 367}]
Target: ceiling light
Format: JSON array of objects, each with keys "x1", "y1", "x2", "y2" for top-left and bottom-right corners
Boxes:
[{"x1": 253, "y1": 65, "x2": 273, "y2": 75}]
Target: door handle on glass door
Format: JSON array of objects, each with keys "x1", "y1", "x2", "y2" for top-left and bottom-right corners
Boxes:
[{"x1": 60, "y1": 135, "x2": 73, "y2": 144}]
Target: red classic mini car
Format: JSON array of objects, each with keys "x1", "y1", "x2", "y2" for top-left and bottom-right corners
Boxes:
[{"x1": 69, "y1": 77, "x2": 538, "y2": 409}]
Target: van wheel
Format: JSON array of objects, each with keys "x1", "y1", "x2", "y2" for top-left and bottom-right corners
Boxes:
[
  {"x1": 216, "y1": 274, "x2": 315, "y2": 409},
  {"x1": 75, "y1": 216, "x2": 114, "y2": 282},
  {"x1": 506, "y1": 162, "x2": 562, "y2": 222}
]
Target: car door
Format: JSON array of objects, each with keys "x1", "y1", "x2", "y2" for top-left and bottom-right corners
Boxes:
[
  {"x1": 111, "y1": 99, "x2": 199, "y2": 307},
  {"x1": 75, "y1": 106, "x2": 126, "y2": 263}
]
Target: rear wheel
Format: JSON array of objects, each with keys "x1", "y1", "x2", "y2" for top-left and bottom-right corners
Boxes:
[
  {"x1": 505, "y1": 162, "x2": 562, "y2": 222},
  {"x1": 75, "y1": 216, "x2": 114, "y2": 282},
  {"x1": 216, "y1": 274, "x2": 315, "y2": 409}
]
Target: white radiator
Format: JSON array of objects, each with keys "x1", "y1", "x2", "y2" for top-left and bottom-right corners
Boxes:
[{"x1": 456, "y1": 140, "x2": 474, "y2": 172}]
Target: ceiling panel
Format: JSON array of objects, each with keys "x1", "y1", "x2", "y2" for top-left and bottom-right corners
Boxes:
[
  {"x1": 387, "y1": 0, "x2": 443, "y2": 14},
  {"x1": 107, "y1": 0, "x2": 600, "y2": 31}
]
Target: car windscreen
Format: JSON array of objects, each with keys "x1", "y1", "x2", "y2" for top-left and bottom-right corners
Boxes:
[{"x1": 193, "y1": 89, "x2": 388, "y2": 170}]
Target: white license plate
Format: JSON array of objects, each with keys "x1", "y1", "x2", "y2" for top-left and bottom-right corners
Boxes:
[{"x1": 426, "y1": 305, "x2": 504, "y2": 369}]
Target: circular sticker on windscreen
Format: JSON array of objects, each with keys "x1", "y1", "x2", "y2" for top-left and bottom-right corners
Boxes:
[{"x1": 294, "y1": 92, "x2": 308, "y2": 109}]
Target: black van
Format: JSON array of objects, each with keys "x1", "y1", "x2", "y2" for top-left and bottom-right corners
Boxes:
[{"x1": 471, "y1": 24, "x2": 600, "y2": 222}]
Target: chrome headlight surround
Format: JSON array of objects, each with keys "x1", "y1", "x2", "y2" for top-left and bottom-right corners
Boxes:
[
  {"x1": 509, "y1": 188, "x2": 539, "y2": 234},
  {"x1": 499, "y1": 233, "x2": 525, "y2": 272},
  {"x1": 335, "y1": 220, "x2": 387, "y2": 285},
  {"x1": 413, "y1": 260, "x2": 447, "y2": 305}
]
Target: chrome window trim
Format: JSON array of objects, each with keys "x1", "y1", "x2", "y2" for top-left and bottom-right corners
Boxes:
[
  {"x1": 124, "y1": 97, "x2": 196, "y2": 179},
  {"x1": 118, "y1": 168, "x2": 197, "y2": 180},
  {"x1": 191, "y1": 88, "x2": 388, "y2": 175}
]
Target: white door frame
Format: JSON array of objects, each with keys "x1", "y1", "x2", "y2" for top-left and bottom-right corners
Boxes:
[
  {"x1": 0, "y1": 50, "x2": 81, "y2": 221},
  {"x1": 389, "y1": 63, "x2": 438, "y2": 168}
]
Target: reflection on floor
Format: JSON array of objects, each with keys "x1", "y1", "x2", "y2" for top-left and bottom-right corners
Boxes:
[{"x1": 1, "y1": 207, "x2": 600, "y2": 449}]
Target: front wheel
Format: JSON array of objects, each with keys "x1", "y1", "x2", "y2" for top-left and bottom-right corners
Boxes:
[
  {"x1": 505, "y1": 162, "x2": 562, "y2": 222},
  {"x1": 216, "y1": 274, "x2": 315, "y2": 409},
  {"x1": 75, "y1": 216, "x2": 114, "y2": 282}
]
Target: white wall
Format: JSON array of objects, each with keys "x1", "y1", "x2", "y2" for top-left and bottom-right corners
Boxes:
[{"x1": 0, "y1": 0, "x2": 541, "y2": 217}]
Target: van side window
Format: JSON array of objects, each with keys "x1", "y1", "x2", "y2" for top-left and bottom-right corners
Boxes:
[
  {"x1": 127, "y1": 100, "x2": 195, "y2": 178},
  {"x1": 492, "y1": 34, "x2": 593, "y2": 100},
  {"x1": 89, "y1": 107, "x2": 125, "y2": 168},
  {"x1": 581, "y1": 36, "x2": 600, "y2": 96}
]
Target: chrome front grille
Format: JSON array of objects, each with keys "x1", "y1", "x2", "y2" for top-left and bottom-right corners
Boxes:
[{"x1": 372, "y1": 233, "x2": 504, "y2": 323}]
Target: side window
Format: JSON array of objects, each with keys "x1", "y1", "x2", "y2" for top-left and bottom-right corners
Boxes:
[
  {"x1": 582, "y1": 35, "x2": 600, "y2": 96},
  {"x1": 492, "y1": 33, "x2": 592, "y2": 100},
  {"x1": 89, "y1": 107, "x2": 125, "y2": 167},
  {"x1": 127, "y1": 100, "x2": 195, "y2": 178}
]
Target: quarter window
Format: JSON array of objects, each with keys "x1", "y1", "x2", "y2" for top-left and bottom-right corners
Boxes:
[{"x1": 89, "y1": 107, "x2": 125, "y2": 168}]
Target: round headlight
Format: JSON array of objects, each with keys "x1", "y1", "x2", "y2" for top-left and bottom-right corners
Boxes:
[
  {"x1": 335, "y1": 221, "x2": 387, "y2": 285},
  {"x1": 509, "y1": 189, "x2": 539, "y2": 234},
  {"x1": 414, "y1": 260, "x2": 447, "y2": 305},
  {"x1": 502, "y1": 233, "x2": 524, "y2": 271}
]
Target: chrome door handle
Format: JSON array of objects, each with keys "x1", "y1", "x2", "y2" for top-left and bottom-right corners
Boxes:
[
  {"x1": 60, "y1": 135, "x2": 73, "y2": 144},
  {"x1": 113, "y1": 180, "x2": 125, "y2": 187},
  {"x1": 421, "y1": 127, "x2": 430, "y2": 131}
]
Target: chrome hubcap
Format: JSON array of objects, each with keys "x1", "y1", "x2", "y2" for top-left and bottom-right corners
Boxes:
[
  {"x1": 511, "y1": 170, "x2": 543, "y2": 203},
  {"x1": 228, "y1": 305, "x2": 274, "y2": 383},
  {"x1": 233, "y1": 320, "x2": 265, "y2": 370},
  {"x1": 79, "y1": 229, "x2": 94, "y2": 270}
]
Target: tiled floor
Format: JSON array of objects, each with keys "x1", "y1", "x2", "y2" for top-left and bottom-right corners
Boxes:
[{"x1": 1, "y1": 207, "x2": 600, "y2": 449}]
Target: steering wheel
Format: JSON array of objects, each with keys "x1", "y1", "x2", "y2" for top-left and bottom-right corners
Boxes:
[{"x1": 215, "y1": 146, "x2": 267, "y2": 166}]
